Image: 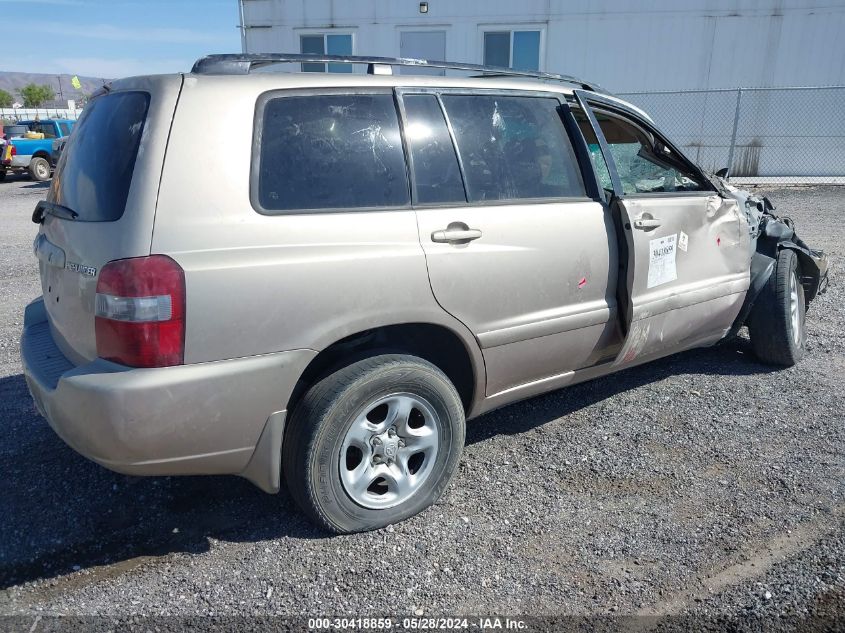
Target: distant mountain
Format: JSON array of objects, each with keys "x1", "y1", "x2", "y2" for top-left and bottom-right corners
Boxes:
[{"x1": 0, "y1": 71, "x2": 110, "y2": 107}]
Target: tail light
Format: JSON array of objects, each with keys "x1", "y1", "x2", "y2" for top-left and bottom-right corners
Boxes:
[{"x1": 95, "y1": 255, "x2": 185, "y2": 368}]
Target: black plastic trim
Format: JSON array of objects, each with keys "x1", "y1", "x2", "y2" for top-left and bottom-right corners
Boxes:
[
  {"x1": 573, "y1": 90, "x2": 623, "y2": 197},
  {"x1": 192, "y1": 53, "x2": 605, "y2": 92}
]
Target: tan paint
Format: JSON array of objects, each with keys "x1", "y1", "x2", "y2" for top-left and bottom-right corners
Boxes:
[{"x1": 22, "y1": 70, "x2": 757, "y2": 491}]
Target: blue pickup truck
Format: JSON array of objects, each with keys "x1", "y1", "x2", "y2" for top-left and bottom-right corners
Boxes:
[{"x1": 1, "y1": 119, "x2": 74, "y2": 181}]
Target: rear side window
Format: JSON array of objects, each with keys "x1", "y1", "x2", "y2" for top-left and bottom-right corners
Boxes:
[
  {"x1": 257, "y1": 94, "x2": 410, "y2": 212},
  {"x1": 59, "y1": 122, "x2": 71, "y2": 136},
  {"x1": 50, "y1": 91, "x2": 149, "y2": 222},
  {"x1": 441, "y1": 95, "x2": 585, "y2": 202},
  {"x1": 402, "y1": 94, "x2": 466, "y2": 204},
  {"x1": 34, "y1": 122, "x2": 57, "y2": 138}
]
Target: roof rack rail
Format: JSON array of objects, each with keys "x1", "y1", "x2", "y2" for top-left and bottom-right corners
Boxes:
[{"x1": 190, "y1": 53, "x2": 605, "y2": 92}]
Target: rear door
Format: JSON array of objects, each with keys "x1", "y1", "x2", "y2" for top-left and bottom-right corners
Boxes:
[
  {"x1": 573, "y1": 92, "x2": 750, "y2": 366},
  {"x1": 35, "y1": 75, "x2": 182, "y2": 364},
  {"x1": 403, "y1": 89, "x2": 622, "y2": 396}
]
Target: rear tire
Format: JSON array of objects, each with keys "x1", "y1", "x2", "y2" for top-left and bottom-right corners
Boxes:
[
  {"x1": 748, "y1": 249, "x2": 806, "y2": 366},
  {"x1": 283, "y1": 354, "x2": 465, "y2": 534},
  {"x1": 28, "y1": 157, "x2": 51, "y2": 181}
]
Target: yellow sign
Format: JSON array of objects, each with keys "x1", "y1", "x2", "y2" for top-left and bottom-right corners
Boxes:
[{"x1": 70, "y1": 76, "x2": 81, "y2": 90}]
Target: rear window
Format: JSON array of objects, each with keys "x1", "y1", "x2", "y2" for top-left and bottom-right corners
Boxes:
[
  {"x1": 32, "y1": 122, "x2": 57, "y2": 138},
  {"x1": 3, "y1": 125, "x2": 27, "y2": 137},
  {"x1": 49, "y1": 91, "x2": 150, "y2": 222},
  {"x1": 255, "y1": 93, "x2": 410, "y2": 213}
]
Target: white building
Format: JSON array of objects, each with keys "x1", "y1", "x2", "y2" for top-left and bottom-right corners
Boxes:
[{"x1": 238, "y1": 0, "x2": 845, "y2": 91}]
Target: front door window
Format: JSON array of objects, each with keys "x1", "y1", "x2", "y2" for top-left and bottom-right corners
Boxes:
[{"x1": 591, "y1": 112, "x2": 707, "y2": 195}]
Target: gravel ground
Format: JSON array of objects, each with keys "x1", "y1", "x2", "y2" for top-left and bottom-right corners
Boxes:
[{"x1": 0, "y1": 177, "x2": 842, "y2": 630}]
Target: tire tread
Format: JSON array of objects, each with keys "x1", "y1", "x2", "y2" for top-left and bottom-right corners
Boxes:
[
  {"x1": 748, "y1": 249, "x2": 804, "y2": 366},
  {"x1": 282, "y1": 354, "x2": 463, "y2": 533}
]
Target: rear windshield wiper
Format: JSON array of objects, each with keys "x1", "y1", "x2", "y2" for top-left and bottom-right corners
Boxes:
[{"x1": 32, "y1": 200, "x2": 79, "y2": 224}]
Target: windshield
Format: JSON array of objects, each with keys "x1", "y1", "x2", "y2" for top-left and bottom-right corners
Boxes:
[{"x1": 49, "y1": 91, "x2": 150, "y2": 222}]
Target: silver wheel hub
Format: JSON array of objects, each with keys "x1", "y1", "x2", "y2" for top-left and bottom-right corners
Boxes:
[
  {"x1": 339, "y1": 393, "x2": 440, "y2": 510},
  {"x1": 790, "y1": 270, "x2": 803, "y2": 346},
  {"x1": 371, "y1": 428, "x2": 402, "y2": 464}
]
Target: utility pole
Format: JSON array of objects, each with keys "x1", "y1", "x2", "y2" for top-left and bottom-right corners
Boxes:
[
  {"x1": 57, "y1": 75, "x2": 64, "y2": 101},
  {"x1": 238, "y1": 0, "x2": 247, "y2": 52}
]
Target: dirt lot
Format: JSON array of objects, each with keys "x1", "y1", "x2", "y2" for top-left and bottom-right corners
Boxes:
[{"x1": 0, "y1": 175, "x2": 842, "y2": 630}]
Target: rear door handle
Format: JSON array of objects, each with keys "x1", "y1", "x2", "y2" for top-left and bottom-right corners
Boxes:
[
  {"x1": 633, "y1": 217, "x2": 662, "y2": 230},
  {"x1": 431, "y1": 227, "x2": 483, "y2": 244}
]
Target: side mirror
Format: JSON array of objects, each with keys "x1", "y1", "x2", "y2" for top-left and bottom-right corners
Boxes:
[
  {"x1": 715, "y1": 167, "x2": 729, "y2": 178},
  {"x1": 653, "y1": 140, "x2": 672, "y2": 156}
]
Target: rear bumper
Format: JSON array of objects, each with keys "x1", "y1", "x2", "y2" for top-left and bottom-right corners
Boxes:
[
  {"x1": 10, "y1": 155, "x2": 31, "y2": 168},
  {"x1": 21, "y1": 297, "x2": 316, "y2": 491}
]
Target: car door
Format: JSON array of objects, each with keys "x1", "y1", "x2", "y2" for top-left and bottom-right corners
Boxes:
[
  {"x1": 401, "y1": 89, "x2": 622, "y2": 396},
  {"x1": 573, "y1": 91, "x2": 750, "y2": 367}
]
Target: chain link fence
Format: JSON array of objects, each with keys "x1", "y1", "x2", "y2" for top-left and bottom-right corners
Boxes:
[
  {"x1": 617, "y1": 86, "x2": 845, "y2": 185},
  {"x1": 1, "y1": 107, "x2": 79, "y2": 121}
]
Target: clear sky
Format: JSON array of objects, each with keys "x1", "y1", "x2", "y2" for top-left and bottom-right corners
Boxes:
[{"x1": 0, "y1": 0, "x2": 241, "y2": 78}]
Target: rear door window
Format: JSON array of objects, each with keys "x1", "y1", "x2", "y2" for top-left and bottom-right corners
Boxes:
[
  {"x1": 440, "y1": 95, "x2": 585, "y2": 202},
  {"x1": 402, "y1": 94, "x2": 466, "y2": 204},
  {"x1": 256, "y1": 93, "x2": 410, "y2": 212},
  {"x1": 50, "y1": 91, "x2": 150, "y2": 222}
]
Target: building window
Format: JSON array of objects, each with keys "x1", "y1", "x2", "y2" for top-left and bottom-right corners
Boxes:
[
  {"x1": 483, "y1": 30, "x2": 541, "y2": 71},
  {"x1": 299, "y1": 33, "x2": 353, "y2": 73}
]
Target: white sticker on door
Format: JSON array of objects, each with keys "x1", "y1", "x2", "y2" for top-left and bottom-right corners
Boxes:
[
  {"x1": 678, "y1": 231, "x2": 689, "y2": 252},
  {"x1": 647, "y1": 234, "x2": 678, "y2": 288}
]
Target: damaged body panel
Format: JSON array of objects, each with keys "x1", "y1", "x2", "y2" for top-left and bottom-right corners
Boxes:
[
  {"x1": 572, "y1": 89, "x2": 829, "y2": 362},
  {"x1": 721, "y1": 180, "x2": 830, "y2": 338},
  {"x1": 573, "y1": 91, "x2": 748, "y2": 367},
  {"x1": 612, "y1": 194, "x2": 750, "y2": 367}
]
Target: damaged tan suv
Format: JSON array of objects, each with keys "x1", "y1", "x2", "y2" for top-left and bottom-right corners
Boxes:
[{"x1": 21, "y1": 54, "x2": 829, "y2": 533}]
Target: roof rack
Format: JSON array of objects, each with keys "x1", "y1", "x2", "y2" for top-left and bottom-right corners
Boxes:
[{"x1": 190, "y1": 53, "x2": 605, "y2": 92}]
